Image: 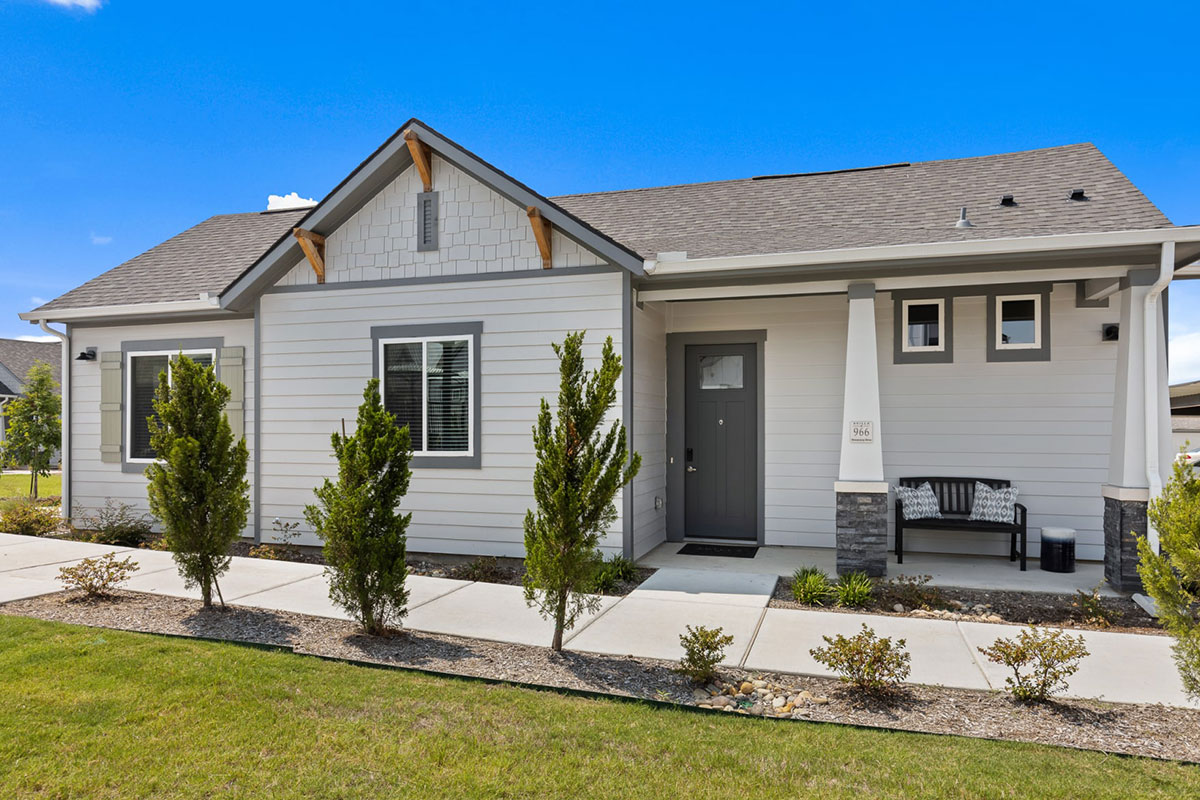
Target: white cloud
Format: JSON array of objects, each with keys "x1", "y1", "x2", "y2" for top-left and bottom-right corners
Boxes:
[
  {"x1": 267, "y1": 192, "x2": 317, "y2": 211},
  {"x1": 16, "y1": 335, "x2": 59, "y2": 343},
  {"x1": 30, "y1": 296, "x2": 46, "y2": 307},
  {"x1": 90, "y1": 233, "x2": 112, "y2": 245},
  {"x1": 1170, "y1": 331, "x2": 1200, "y2": 384},
  {"x1": 41, "y1": 0, "x2": 104, "y2": 11}
]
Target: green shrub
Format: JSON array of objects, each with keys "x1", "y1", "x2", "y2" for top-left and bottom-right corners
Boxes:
[
  {"x1": 977, "y1": 627, "x2": 1089, "y2": 701},
  {"x1": 879, "y1": 574, "x2": 942, "y2": 610},
  {"x1": 810, "y1": 624, "x2": 910, "y2": 694},
  {"x1": 0, "y1": 498, "x2": 59, "y2": 536},
  {"x1": 677, "y1": 625, "x2": 734, "y2": 684},
  {"x1": 791, "y1": 567, "x2": 833, "y2": 605},
  {"x1": 1071, "y1": 583, "x2": 1117, "y2": 628},
  {"x1": 592, "y1": 555, "x2": 639, "y2": 593},
  {"x1": 834, "y1": 571, "x2": 875, "y2": 608},
  {"x1": 249, "y1": 518, "x2": 303, "y2": 561},
  {"x1": 74, "y1": 499, "x2": 154, "y2": 547},
  {"x1": 58, "y1": 552, "x2": 139, "y2": 598},
  {"x1": 450, "y1": 556, "x2": 508, "y2": 583}
]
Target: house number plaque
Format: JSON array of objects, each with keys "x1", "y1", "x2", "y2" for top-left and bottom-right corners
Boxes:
[{"x1": 850, "y1": 421, "x2": 873, "y2": 443}]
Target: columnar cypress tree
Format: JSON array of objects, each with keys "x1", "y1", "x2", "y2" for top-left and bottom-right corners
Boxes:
[
  {"x1": 146, "y1": 354, "x2": 249, "y2": 609},
  {"x1": 1, "y1": 361, "x2": 61, "y2": 498},
  {"x1": 305, "y1": 379, "x2": 412, "y2": 636},
  {"x1": 523, "y1": 332, "x2": 640, "y2": 651}
]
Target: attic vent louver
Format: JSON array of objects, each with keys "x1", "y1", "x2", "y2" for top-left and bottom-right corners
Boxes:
[
  {"x1": 954, "y1": 207, "x2": 973, "y2": 228},
  {"x1": 1069, "y1": 188, "x2": 1088, "y2": 201},
  {"x1": 1000, "y1": 194, "x2": 1016, "y2": 207},
  {"x1": 417, "y1": 191, "x2": 438, "y2": 251}
]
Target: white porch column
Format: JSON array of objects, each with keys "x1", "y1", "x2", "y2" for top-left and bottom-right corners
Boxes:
[
  {"x1": 1103, "y1": 266, "x2": 1171, "y2": 591},
  {"x1": 835, "y1": 283, "x2": 888, "y2": 576}
]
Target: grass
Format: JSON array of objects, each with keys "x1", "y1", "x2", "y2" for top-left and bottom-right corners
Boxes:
[
  {"x1": 0, "y1": 471, "x2": 61, "y2": 499},
  {"x1": 0, "y1": 617, "x2": 1195, "y2": 799}
]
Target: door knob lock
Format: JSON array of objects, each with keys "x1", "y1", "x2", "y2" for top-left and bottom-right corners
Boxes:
[{"x1": 686, "y1": 466, "x2": 698, "y2": 473}]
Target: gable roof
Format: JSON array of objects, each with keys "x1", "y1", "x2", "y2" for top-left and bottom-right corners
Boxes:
[
  {"x1": 552, "y1": 143, "x2": 1171, "y2": 260},
  {"x1": 32, "y1": 209, "x2": 308, "y2": 312},
  {"x1": 0, "y1": 338, "x2": 60, "y2": 395}
]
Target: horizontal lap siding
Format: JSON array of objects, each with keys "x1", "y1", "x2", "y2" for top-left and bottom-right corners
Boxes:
[
  {"x1": 879, "y1": 285, "x2": 1116, "y2": 561},
  {"x1": 667, "y1": 295, "x2": 847, "y2": 548},
  {"x1": 258, "y1": 271, "x2": 625, "y2": 556},
  {"x1": 68, "y1": 319, "x2": 256, "y2": 533},
  {"x1": 632, "y1": 301, "x2": 667, "y2": 558}
]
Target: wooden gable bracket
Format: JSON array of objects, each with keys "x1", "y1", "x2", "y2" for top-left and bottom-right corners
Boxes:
[
  {"x1": 293, "y1": 228, "x2": 326, "y2": 284},
  {"x1": 403, "y1": 129, "x2": 434, "y2": 192},
  {"x1": 526, "y1": 206, "x2": 553, "y2": 269}
]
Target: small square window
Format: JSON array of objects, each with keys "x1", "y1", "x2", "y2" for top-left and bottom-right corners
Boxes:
[
  {"x1": 698, "y1": 355, "x2": 743, "y2": 389},
  {"x1": 997, "y1": 295, "x2": 1041, "y2": 349},
  {"x1": 902, "y1": 300, "x2": 944, "y2": 352}
]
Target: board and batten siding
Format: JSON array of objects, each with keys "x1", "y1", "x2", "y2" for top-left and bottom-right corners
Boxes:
[
  {"x1": 276, "y1": 154, "x2": 604, "y2": 288},
  {"x1": 258, "y1": 270, "x2": 626, "y2": 556},
  {"x1": 65, "y1": 318, "x2": 256, "y2": 530},
  {"x1": 631, "y1": 300, "x2": 668, "y2": 558},
  {"x1": 878, "y1": 284, "x2": 1116, "y2": 561}
]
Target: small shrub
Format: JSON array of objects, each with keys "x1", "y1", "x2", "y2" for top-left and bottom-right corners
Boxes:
[
  {"x1": 791, "y1": 567, "x2": 833, "y2": 606},
  {"x1": 1072, "y1": 583, "x2": 1117, "y2": 628},
  {"x1": 592, "y1": 555, "x2": 639, "y2": 593},
  {"x1": 879, "y1": 574, "x2": 942, "y2": 610},
  {"x1": 834, "y1": 571, "x2": 875, "y2": 608},
  {"x1": 450, "y1": 556, "x2": 507, "y2": 583},
  {"x1": 248, "y1": 518, "x2": 303, "y2": 561},
  {"x1": 58, "y1": 552, "x2": 139, "y2": 598},
  {"x1": 810, "y1": 624, "x2": 911, "y2": 694},
  {"x1": 978, "y1": 627, "x2": 1089, "y2": 701},
  {"x1": 248, "y1": 543, "x2": 281, "y2": 560},
  {"x1": 677, "y1": 625, "x2": 734, "y2": 683},
  {"x1": 74, "y1": 499, "x2": 154, "y2": 547},
  {"x1": 0, "y1": 498, "x2": 59, "y2": 536}
]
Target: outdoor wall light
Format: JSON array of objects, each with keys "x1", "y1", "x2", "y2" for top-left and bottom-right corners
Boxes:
[{"x1": 75, "y1": 348, "x2": 97, "y2": 361}]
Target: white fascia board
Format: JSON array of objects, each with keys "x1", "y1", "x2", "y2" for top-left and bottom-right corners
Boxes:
[
  {"x1": 18, "y1": 297, "x2": 221, "y2": 323},
  {"x1": 648, "y1": 226, "x2": 1200, "y2": 277}
]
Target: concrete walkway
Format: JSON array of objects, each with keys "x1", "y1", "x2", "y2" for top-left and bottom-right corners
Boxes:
[{"x1": 0, "y1": 533, "x2": 1192, "y2": 708}]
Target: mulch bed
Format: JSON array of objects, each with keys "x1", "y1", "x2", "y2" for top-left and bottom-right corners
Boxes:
[
  {"x1": 770, "y1": 577, "x2": 1161, "y2": 634},
  {"x1": 2, "y1": 589, "x2": 1197, "y2": 762}
]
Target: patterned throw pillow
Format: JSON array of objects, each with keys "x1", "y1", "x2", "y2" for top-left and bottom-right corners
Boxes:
[
  {"x1": 895, "y1": 482, "x2": 941, "y2": 520},
  {"x1": 968, "y1": 482, "x2": 1019, "y2": 523}
]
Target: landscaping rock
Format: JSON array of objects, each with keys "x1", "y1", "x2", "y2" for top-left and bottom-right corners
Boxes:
[
  {"x1": 739, "y1": 681, "x2": 754, "y2": 694},
  {"x1": 772, "y1": 696, "x2": 786, "y2": 709},
  {"x1": 893, "y1": 603, "x2": 905, "y2": 613}
]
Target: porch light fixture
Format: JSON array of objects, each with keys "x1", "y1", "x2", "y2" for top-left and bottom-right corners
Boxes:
[{"x1": 75, "y1": 347, "x2": 96, "y2": 362}]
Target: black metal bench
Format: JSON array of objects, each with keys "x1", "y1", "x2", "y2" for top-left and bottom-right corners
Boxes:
[{"x1": 895, "y1": 477, "x2": 1028, "y2": 570}]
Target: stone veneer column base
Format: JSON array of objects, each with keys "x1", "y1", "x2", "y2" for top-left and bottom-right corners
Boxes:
[
  {"x1": 835, "y1": 487, "x2": 888, "y2": 577},
  {"x1": 1103, "y1": 495, "x2": 1147, "y2": 593}
]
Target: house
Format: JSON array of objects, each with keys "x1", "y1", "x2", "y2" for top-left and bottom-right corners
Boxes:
[
  {"x1": 1170, "y1": 380, "x2": 1200, "y2": 454},
  {"x1": 20, "y1": 119, "x2": 1200, "y2": 591},
  {"x1": 0, "y1": 338, "x2": 61, "y2": 448}
]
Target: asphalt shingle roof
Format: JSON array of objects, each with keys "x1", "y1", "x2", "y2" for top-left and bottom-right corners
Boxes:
[
  {"x1": 35, "y1": 209, "x2": 308, "y2": 312},
  {"x1": 552, "y1": 143, "x2": 1171, "y2": 259},
  {"x1": 0, "y1": 338, "x2": 60, "y2": 393}
]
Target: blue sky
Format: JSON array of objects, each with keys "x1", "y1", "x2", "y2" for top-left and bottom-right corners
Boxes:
[{"x1": 2, "y1": 1, "x2": 1199, "y2": 373}]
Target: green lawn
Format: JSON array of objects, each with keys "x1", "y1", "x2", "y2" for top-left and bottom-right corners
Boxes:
[
  {"x1": 0, "y1": 471, "x2": 61, "y2": 499},
  {"x1": 0, "y1": 617, "x2": 1194, "y2": 799}
]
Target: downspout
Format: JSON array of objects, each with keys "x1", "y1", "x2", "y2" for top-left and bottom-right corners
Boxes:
[
  {"x1": 1145, "y1": 240, "x2": 1175, "y2": 550},
  {"x1": 36, "y1": 320, "x2": 70, "y2": 521}
]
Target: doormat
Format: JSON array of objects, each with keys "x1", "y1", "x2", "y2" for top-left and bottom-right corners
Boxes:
[{"x1": 678, "y1": 543, "x2": 759, "y2": 558}]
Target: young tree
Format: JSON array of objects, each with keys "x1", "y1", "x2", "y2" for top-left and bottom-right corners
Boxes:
[
  {"x1": 145, "y1": 354, "x2": 249, "y2": 609},
  {"x1": 305, "y1": 379, "x2": 412, "y2": 635},
  {"x1": 523, "y1": 332, "x2": 641, "y2": 651},
  {"x1": 1, "y1": 361, "x2": 61, "y2": 498},
  {"x1": 1139, "y1": 457, "x2": 1200, "y2": 698}
]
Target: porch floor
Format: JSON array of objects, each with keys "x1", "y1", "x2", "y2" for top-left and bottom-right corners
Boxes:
[{"x1": 638, "y1": 543, "x2": 1117, "y2": 597}]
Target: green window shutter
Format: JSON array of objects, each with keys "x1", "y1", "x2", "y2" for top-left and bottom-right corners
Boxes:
[
  {"x1": 99, "y1": 351, "x2": 123, "y2": 464},
  {"x1": 219, "y1": 346, "x2": 245, "y2": 440}
]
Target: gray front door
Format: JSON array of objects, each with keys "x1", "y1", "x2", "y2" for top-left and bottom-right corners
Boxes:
[{"x1": 683, "y1": 343, "x2": 757, "y2": 540}]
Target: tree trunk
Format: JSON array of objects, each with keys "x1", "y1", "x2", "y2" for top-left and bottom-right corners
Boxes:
[
  {"x1": 551, "y1": 590, "x2": 568, "y2": 652},
  {"x1": 29, "y1": 471, "x2": 35, "y2": 499}
]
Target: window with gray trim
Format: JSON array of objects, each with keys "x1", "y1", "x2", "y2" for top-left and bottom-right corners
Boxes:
[
  {"x1": 987, "y1": 288, "x2": 1051, "y2": 362},
  {"x1": 378, "y1": 334, "x2": 473, "y2": 456},
  {"x1": 892, "y1": 292, "x2": 953, "y2": 364},
  {"x1": 127, "y1": 350, "x2": 214, "y2": 461}
]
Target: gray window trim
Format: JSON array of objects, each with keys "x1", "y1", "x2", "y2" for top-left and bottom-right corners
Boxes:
[
  {"x1": 120, "y1": 336, "x2": 224, "y2": 474},
  {"x1": 891, "y1": 289, "x2": 954, "y2": 364},
  {"x1": 986, "y1": 284, "x2": 1052, "y2": 362},
  {"x1": 417, "y1": 191, "x2": 438, "y2": 252},
  {"x1": 371, "y1": 321, "x2": 482, "y2": 469}
]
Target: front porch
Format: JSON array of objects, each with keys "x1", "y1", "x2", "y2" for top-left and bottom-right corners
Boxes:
[{"x1": 638, "y1": 542, "x2": 1116, "y2": 596}]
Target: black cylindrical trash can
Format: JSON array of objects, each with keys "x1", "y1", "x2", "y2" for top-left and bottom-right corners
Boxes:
[{"x1": 1040, "y1": 527, "x2": 1076, "y2": 573}]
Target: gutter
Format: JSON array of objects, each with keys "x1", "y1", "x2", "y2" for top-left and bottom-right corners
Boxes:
[
  {"x1": 1145, "y1": 241, "x2": 1174, "y2": 550},
  {"x1": 36, "y1": 320, "x2": 70, "y2": 521},
  {"x1": 18, "y1": 295, "x2": 221, "y2": 323}
]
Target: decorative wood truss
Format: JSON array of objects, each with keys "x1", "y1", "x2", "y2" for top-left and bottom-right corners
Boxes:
[
  {"x1": 293, "y1": 228, "x2": 326, "y2": 284},
  {"x1": 526, "y1": 206, "x2": 553, "y2": 269},
  {"x1": 403, "y1": 129, "x2": 434, "y2": 192}
]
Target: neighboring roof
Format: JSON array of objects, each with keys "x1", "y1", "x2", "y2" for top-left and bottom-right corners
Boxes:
[
  {"x1": 1171, "y1": 379, "x2": 1200, "y2": 399},
  {"x1": 552, "y1": 143, "x2": 1171, "y2": 260},
  {"x1": 0, "y1": 338, "x2": 60, "y2": 394},
  {"x1": 33, "y1": 209, "x2": 308, "y2": 312}
]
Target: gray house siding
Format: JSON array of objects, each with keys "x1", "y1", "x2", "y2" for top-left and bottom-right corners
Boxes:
[{"x1": 631, "y1": 299, "x2": 668, "y2": 558}]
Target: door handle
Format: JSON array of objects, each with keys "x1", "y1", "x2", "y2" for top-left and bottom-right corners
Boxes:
[{"x1": 686, "y1": 466, "x2": 698, "y2": 473}]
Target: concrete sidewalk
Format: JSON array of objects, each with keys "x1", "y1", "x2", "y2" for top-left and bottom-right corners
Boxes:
[{"x1": 0, "y1": 533, "x2": 1192, "y2": 708}]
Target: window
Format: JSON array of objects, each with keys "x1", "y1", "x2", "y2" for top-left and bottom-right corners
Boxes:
[
  {"x1": 901, "y1": 299, "x2": 944, "y2": 352},
  {"x1": 126, "y1": 350, "x2": 215, "y2": 461},
  {"x1": 996, "y1": 295, "x2": 1040, "y2": 349},
  {"x1": 379, "y1": 335, "x2": 472, "y2": 455},
  {"x1": 698, "y1": 355, "x2": 743, "y2": 389}
]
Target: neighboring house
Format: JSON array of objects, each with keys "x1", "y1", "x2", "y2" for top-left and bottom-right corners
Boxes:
[
  {"x1": 19, "y1": 119, "x2": 1200, "y2": 591},
  {"x1": 1169, "y1": 380, "x2": 1200, "y2": 453},
  {"x1": 0, "y1": 338, "x2": 61, "y2": 449}
]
